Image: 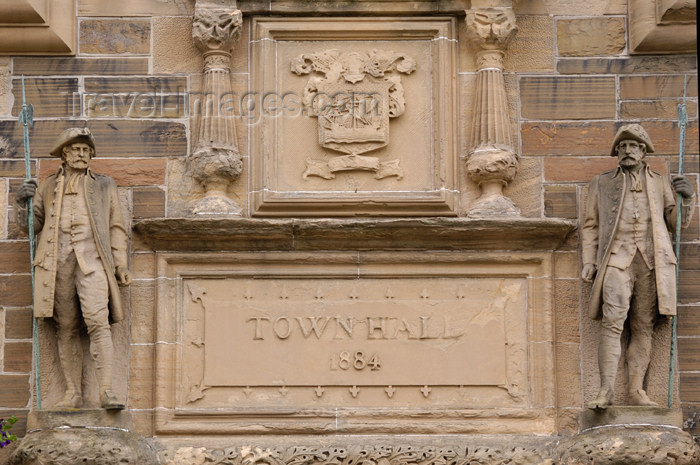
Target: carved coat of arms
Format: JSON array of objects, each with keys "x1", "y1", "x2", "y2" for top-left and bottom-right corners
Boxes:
[{"x1": 291, "y1": 49, "x2": 416, "y2": 180}]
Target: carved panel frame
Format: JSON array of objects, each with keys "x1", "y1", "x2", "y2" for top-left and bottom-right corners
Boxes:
[
  {"x1": 153, "y1": 251, "x2": 556, "y2": 435},
  {"x1": 249, "y1": 18, "x2": 458, "y2": 216},
  {"x1": 0, "y1": 0, "x2": 76, "y2": 55}
]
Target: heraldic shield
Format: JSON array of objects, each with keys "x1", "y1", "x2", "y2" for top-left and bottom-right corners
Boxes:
[{"x1": 291, "y1": 49, "x2": 416, "y2": 180}]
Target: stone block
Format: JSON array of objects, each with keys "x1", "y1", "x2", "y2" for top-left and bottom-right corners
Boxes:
[
  {"x1": 506, "y1": 15, "x2": 555, "y2": 72},
  {"x1": 38, "y1": 158, "x2": 166, "y2": 186},
  {"x1": 520, "y1": 76, "x2": 616, "y2": 120},
  {"x1": 544, "y1": 156, "x2": 667, "y2": 183},
  {"x1": 0, "y1": 160, "x2": 35, "y2": 177},
  {"x1": 133, "y1": 187, "x2": 166, "y2": 218},
  {"x1": 79, "y1": 19, "x2": 150, "y2": 54},
  {"x1": 0, "y1": 275, "x2": 32, "y2": 307},
  {"x1": 26, "y1": 409, "x2": 133, "y2": 430},
  {"x1": 128, "y1": 344, "x2": 154, "y2": 408},
  {"x1": 0, "y1": 57, "x2": 11, "y2": 117},
  {"x1": 557, "y1": 55, "x2": 697, "y2": 74},
  {"x1": 152, "y1": 16, "x2": 202, "y2": 74},
  {"x1": 131, "y1": 253, "x2": 155, "y2": 279},
  {"x1": 680, "y1": 244, "x2": 700, "y2": 270},
  {"x1": 130, "y1": 280, "x2": 155, "y2": 343},
  {"x1": 557, "y1": 17, "x2": 626, "y2": 57},
  {"x1": 681, "y1": 372, "x2": 700, "y2": 401},
  {"x1": 514, "y1": 0, "x2": 626, "y2": 15},
  {"x1": 85, "y1": 93, "x2": 185, "y2": 118},
  {"x1": 0, "y1": 179, "x2": 6, "y2": 239},
  {"x1": 0, "y1": 374, "x2": 30, "y2": 407},
  {"x1": 130, "y1": 409, "x2": 154, "y2": 437},
  {"x1": 0, "y1": 119, "x2": 188, "y2": 159},
  {"x1": 671, "y1": 155, "x2": 699, "y2": 174},
  {"x1": 522, "y1": 121, "x2": 699, "y2": 156},
  {"x1": 84, "y1": 77, "x2": 187, "y2": 94},
  {"x1": 504, "y1": 157, "x2": 543, "y2": 218},
  {"x1": 3, "y1": 342, "x2": 32, "y2": 373},
  {"x1": 0, "y1": 241, "x2": 30, "y2": 273},
  {"x1": 620, "y1": 75, "x2": 698, "y2": 99},
  {"x1": 555, "y1": 279, "x2": 580, "y2": 343},
  {"x1": 579, "y1": 406, "x2": 683, "y2": 429},
  {"x1": 555, "y1": 251, "x2": 578, "y2": 279},
  {"x1": 545, "y1": 185, "x2": 578, "y2": 219},
  {"x1": 621, "y1": 100, "x2": 698, "y2": 119},
  {"x1": 13, "y1": 57, "x2": 149, "y2": 75},
  {"x1": 679, "y1": 271, "x2": 700, "y2": 304},
  {"x1": 556, "y1": 342, "x2": 582, "y2": 407},
  {"x1": 678, "y1": 305, "x2": 700, "y2": 337},
  {"x1": 4, "y1": 308, "x2": 33, "y2": 340},
  {"x1": 679, "y1": 337, "x2": 700, "y2": 372},
  {"x1": 78, "y1": 0, "x2": 194, "y2": 16}
]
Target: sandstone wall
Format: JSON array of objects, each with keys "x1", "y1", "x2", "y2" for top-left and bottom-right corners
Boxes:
[{"x1": 0, "y1": 0, "x2": 697, "y2": 445}]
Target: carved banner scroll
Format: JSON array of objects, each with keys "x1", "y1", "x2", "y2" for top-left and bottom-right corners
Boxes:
[{"x1": 291, "y1": 50, "x2": 416, "y2": 180}]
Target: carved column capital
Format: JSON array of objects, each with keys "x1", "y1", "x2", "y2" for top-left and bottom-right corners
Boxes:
[
  {"x1": 465, "y1": 7, "x2": 517, "y2": 69},
  {"x1": 188, "y1": 1, "x2": 244, "y2": 215},
  {"x1": 192, "y1": 5, "x2": 242, "y2": 58}
]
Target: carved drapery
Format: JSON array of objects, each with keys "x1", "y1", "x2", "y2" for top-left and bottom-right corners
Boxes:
[
  {"x1": 465, "y1": 7, "x2": 520, "y2": 218},
  {"x1": 188, "y1": 1, "x2": 243, "y2": 215}
]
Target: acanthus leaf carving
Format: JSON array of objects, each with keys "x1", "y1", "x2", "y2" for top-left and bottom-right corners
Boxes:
[{"x1": 291, "y1": 49, "x2": 416, "y2": 180}]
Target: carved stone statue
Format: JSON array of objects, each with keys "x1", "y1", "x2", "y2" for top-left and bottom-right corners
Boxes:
[
  {"x1": 15, "y1": 127, "x2": 131, "y2": 410},
  {"x1": 581, "y1": 123, "x2": 696, "y2": 409}
]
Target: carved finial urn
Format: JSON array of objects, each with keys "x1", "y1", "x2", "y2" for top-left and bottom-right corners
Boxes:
[
  {"x1": 465, "y1": 7, "x2": 520, "y2": 218},
  {"x1": 188, "y1": 1, "x2": 243, "y2": 215}
]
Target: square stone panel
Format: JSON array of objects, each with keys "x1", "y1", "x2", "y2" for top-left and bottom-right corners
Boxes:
[
  {"x1": 250, "y1": 18, "x2": 458, "y2": 216},
  {"x1": 154, "y1": 251, "x2": 556, "y2": 435}
]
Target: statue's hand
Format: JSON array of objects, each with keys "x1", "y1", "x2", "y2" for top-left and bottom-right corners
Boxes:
[
  {"x1": 672, "y1": 175, "x2": 695, "y2": 199},
  {"x1": 116, "y1": 266, "x2": 132, "y2": 287},
  {"x1": 15, "y1": 179, "x2": 38, "y2": 205},
  {"x1": 581, "y1": 263, "x2": 596, "y2": 283}
]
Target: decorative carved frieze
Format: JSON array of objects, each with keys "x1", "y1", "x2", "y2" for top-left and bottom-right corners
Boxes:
[
  {"x1": 188, "y1": 1, "x2": 243, "y2": 215},
  {"x1": 465, "y1": 7, "x2": 520, "y2": 218},
  {"x1": 158, "y1": 444, "x2": 554, "y2": 465},
  {"x1": 291, "y1": 49, "x2": 416, "y2": 180}
]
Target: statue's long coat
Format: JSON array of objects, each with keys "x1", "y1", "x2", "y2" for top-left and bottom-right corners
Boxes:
[
  {"x1": 581, "y1": 165, "x2": 695, "y2": 320},
  {"x1": 17, "y1": 167, "x2": 128, "y2": 322}
]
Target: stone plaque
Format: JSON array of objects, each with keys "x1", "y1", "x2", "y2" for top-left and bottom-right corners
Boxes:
[
  {"x1": 249, "y1": 18, "x2": 458, "y2": 216},
  {"x1": 197, "y1": 277, "x2": 518, "y2": 387},
  {"x1": 154, "y1": 252, "x2": 556, "y2": 435}
]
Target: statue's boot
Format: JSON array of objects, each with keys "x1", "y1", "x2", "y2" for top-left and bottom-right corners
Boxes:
[
  {"x1": 627, "y1": 311, "x2": 656, "y2": 406},
  {"x1": 588, "y1": 331, "x2": 620, "y2": 410},
  {"x1": 92, "y1": 329, "x2": 124, "y2": 410},
  {"x1": 55, "y1": 332, "x2": 84, "y2": 408},
  {"x1": 628, "y1": 370, "x2": 657, "y2": 406}
]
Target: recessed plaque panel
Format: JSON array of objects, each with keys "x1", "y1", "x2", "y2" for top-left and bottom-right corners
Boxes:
[
  {"x1": 197, "y1": 277, "x2": 518, "y2": 387},
  {"x1": 156, "y1": 251, "x2": 555, "y2": 435}
]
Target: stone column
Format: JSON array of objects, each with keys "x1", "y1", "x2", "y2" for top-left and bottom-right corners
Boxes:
[
  {"x1": 189, "y1": 0, "x2": 243, "y2": 215},
  {"x1": 465, "y1": 7, "x2": 519, "y2": 218}
]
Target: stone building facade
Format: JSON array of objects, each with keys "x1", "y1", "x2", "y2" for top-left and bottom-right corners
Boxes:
[{"x1": 0, "y1": 0, "x2": 698, "y2": 463}]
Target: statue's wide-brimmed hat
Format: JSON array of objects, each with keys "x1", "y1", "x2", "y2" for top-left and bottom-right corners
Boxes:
[
  {"x1": 610, "y1": 123, "x2": 655, "y2": 156},
  {"x1": 50, "y1": 127, "x2": 96, "y2": 157}
]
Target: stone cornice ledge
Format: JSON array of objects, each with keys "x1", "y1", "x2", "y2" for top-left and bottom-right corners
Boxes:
[{"x1": 133, "y1": 217, "x2": 576, "y2": 252}]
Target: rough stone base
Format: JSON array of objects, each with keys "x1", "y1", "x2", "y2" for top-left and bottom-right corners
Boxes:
[
  {"x1": 580, "y1": 406, "x2": 684, "y2": 430},
  {"x1": 9, "y1": 411, "x2": 157, "y2": 465},
  {"x1": 556, "y1": 425, "x2": 700, "y2": 465}
]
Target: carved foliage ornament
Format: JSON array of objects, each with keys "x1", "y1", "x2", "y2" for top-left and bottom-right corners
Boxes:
[
  {"x1": 291, "y1": 49, "x2": 416, "y2": 180},
  {"x1": 159, "y1": 444, "x2": 552, "y2": 465},
  {"x1": 192, "y1": 7, "x2": 242, "y2": 54},
  {"x1": 466, "y1": 8, "x2": 517, "y2": 51}
]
